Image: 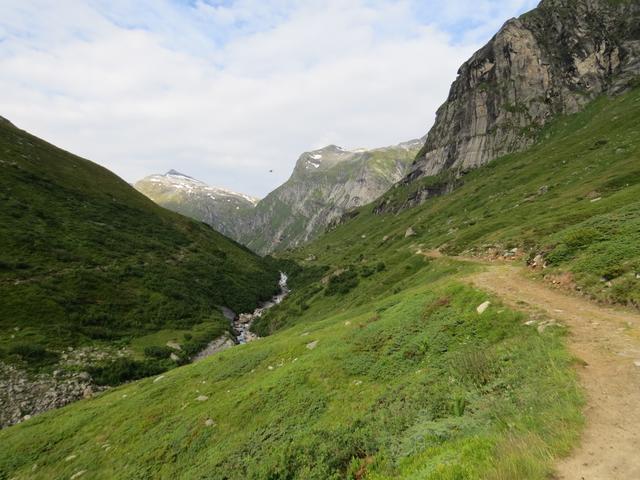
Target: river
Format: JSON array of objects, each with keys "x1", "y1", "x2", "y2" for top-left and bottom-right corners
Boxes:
[
  {"x1": 233, "y1": 272, "x2": 289, "y2": 343},
  {"x1": 193, "y1": 272, "x2": 290, "y2": 361}
]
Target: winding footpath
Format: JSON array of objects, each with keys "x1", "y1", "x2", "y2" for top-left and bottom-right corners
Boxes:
[{"x1": 467, "y1": 263, "x2": 640, "y2": 480}]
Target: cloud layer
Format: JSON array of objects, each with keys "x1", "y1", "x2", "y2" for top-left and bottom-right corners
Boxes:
[{"x1": 0, "y1": 0, "x2": 538, "y2": 196}]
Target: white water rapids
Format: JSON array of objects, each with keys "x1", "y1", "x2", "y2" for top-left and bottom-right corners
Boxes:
[{"x1": 233, "y1": 272, "x2": 289, "y2": 343}]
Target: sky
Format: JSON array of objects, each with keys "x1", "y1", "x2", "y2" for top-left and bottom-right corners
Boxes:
[{"x1": 0, "y1": 0, "x2": 538, "y2": 197}]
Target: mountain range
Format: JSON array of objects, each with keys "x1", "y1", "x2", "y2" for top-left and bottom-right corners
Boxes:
[
  {"x1": 134, "y1": 170, "x2": 258, "y2": 241},
  {"x1": 136, "y1": 140, "x2": 422, "y2": 254},
  {"x1": 2, "y1": 0, "x2": 640, "y2": 478}
]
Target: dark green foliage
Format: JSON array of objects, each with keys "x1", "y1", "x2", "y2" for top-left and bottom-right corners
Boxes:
[
  {"x1": 325, "y1": 270, "x2": 359, "y2": 296},
  {"x1": 89, "y1": 358, "x2": 168, "y2": 386},
  {"x1": 143, "y1": 346, "x2": 174, "y2": 359},
  {"x1": 8, "y1": 343, "x2": 59, "y2": 367},
  {"x1": 0, "y1": 120, "x2": 281, "y2": 370}
]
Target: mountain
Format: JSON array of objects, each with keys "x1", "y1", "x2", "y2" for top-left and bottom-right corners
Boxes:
[
  {"x1": 134, "y1": 170, "x2": 258, "y2": 240},
  {"x1": 241, "y1": 141, "x2": 420, "y2": 254},
  {"x1": 6, "y1": 84, "x2": 639, "y2": 477},
  {"x1": 0, "y1": 118, "x2": 280, "y2": 426},
  {"x1": 135, "y1": 141, "x2": 419, "y2": 254},
  {"x1": 3, "y1": 1, "x2": 640, "y2": 478},
  {"x1": 406, "y1": 0, "x2": 640, "y2": 184}
]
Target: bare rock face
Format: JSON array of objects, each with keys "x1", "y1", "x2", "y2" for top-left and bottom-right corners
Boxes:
[
  {"x1": 406, "y1": 0, "x2": 640, "y2": 183},
  {"x1": 241, "y1": 141, "x2": 420, "y2": 254}
]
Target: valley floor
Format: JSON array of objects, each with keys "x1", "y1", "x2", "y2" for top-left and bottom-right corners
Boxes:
[{"x1": 467, "y1": 262, "x2": 640, "y2": 479}]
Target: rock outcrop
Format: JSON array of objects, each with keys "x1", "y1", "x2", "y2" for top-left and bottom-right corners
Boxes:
[
  {"x1": 241, "y1": 141, "x2": 420, "y2": 253},
  {"x1": 406, "y1": 0, "x2": 640, "y2": 183},
  {"x1": 0, "y1": 362, "x2": 104, "y2": 429}
]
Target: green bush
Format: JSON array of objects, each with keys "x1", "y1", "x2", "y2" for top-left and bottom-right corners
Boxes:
[
  {"x1": 9, "y1": 343, "x2": 59, "y2": 366},
  {"x1": 325, "y1": 270, "x2": 359, "y2": 296},
  {"x1": 450, "y1": 348, "x2": 497, "y2": 388},
  {"x1": 89, "y1": 358, "x2": 167, "y2": 386},
  {"x1": 143, "y1": 345, "x2": 174, "y2": 359}
]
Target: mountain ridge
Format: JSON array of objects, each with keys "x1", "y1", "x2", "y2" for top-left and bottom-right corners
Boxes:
[
  {"x1": 134, "y1": 170, "x2": 258, "y2": 240},
  {"x1": 405, "y1": 0, "x2": 640, "y2": 185},
  {"x1": 136, "y1": 139, "x2": 421, "y2": 254}
]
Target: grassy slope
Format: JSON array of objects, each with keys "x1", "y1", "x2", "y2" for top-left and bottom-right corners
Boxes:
[
  {"x1": 9, "y1": 95, "x2": 638, "y2": 476},
  {"x1": 284, "y1": 87, "x2": 640, "y2": 310},
  {"x1": 0, "y1": 257, "x2": 582, "y2": 479},
  {"x1": 0, "y1": 119, "x2": 279, "y2": 371}
]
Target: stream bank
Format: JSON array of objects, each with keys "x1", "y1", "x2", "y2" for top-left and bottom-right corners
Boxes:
[{"x1": 193, "y1": 272, "x2": 289, "y2": 361}]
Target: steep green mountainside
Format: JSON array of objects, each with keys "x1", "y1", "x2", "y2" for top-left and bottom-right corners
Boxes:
[
  {"x1": 135, "y1": 170, "x2": 257, "y2": 241},
  {"x1": 0, "y1": 119, "x2": 280, "y2": 371},
  {"x1": 5, "y1": 86, "x2": 638, "y2": 478},
  {"x1": 242, "y1": 141, "x2": 420, "y2": 254},
  {"x1": 279, "y1": 86, "x2": 640, "y2": 319}
]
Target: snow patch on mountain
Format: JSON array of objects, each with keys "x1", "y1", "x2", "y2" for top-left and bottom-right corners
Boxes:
[{"x1": 147, "y1": 170, "x2": 259, "y2": 204}]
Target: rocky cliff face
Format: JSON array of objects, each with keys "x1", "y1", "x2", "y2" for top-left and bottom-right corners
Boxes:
[
  {"x1": 137, "y1": 143, "x2": 419, "y2": 254},
  {"x1": 241, "y1": 141, "x2": 420, "y2": 254},
  {"x1": 406, "y1": 0, "x2": 640, "y2": 183},
  {"x1": 134, "y1": 170, "x2": 257, "y2": 241}
]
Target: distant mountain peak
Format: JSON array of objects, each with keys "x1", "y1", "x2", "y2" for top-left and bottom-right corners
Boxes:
[{"x1": 166, "y1": 169, "x2": 192, "y2": 178}]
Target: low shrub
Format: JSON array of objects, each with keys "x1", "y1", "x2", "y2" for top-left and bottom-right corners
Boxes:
[
  {"x1": 325, "y1": 270, "x2": 359, "y2": 296},
  {"x1": 144, "y1": 345, "x2": 174, "y2": 359},
  {"x1": 9, "y1": 343, "x2": 59, "y2": 366},
  {"x1": 89, "y1": 358, "x2": 168, "y2": 386}
]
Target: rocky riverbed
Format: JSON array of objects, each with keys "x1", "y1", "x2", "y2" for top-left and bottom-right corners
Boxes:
[
  {"x1": 0, "y1": 362, "x2": 102, "y2": 428},
  {"x1": 234, "y1": 272, "x2": 289, "y2": 344},
  {"x1": 193, "y1": 272, "x2": 290, "y2": 361}
]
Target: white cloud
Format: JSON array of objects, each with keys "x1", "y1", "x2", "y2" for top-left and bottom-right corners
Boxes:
[{"x1": 0, "y1": 0, "x2": 538, "y2": 197}]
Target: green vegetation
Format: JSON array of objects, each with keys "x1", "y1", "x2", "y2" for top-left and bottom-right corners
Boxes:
[
  {"x1": 0, "y1": 258, "x2": 582, "y2": 479},
  {"x1": 293, "y1": 86, "x2": 640, "y2": 308},
  {"x1": 2, "y1": 83, "x2": 638, "y2": 479},
  {"x1": 0, "y1": 119, "x2": 280, "y2": 372}
]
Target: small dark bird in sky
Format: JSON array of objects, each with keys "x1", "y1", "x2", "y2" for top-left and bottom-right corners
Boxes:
[{"x1": 269, "y1": 169, "x2": 273, "y2": 173}]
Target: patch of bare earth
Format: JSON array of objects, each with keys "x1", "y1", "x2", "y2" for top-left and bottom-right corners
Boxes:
[{"x1": 467, "y1": 264, "x2": 640, "y2": 480}]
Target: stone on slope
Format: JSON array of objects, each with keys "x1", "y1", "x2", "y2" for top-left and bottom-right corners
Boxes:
[{"x1": 477, "y1": 301, "x2": 491, "y2": 314}]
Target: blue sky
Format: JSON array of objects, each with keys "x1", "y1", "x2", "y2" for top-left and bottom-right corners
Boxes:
[{"x1": 0, "y1": 0, "x2": 538, "y2": 196}]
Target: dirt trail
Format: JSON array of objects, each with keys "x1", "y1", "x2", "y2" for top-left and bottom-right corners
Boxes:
[{"x1": 467, "y1": 263, "x2": 640, "y2": 480}]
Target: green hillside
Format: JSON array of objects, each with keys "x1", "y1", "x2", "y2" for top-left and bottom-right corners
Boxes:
[
  {"x1": 0, "y1": 256, "x2": 582, "y2": 479},
  {"x1": 1, "y1": 87, "x2": 638, "y2": 479},
  {"x1": 284, "y1": 85, "x2": 640, "y2": 314},
  {"x1": 0, "y1": 118, "x2": 280, "y2": 373}
]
